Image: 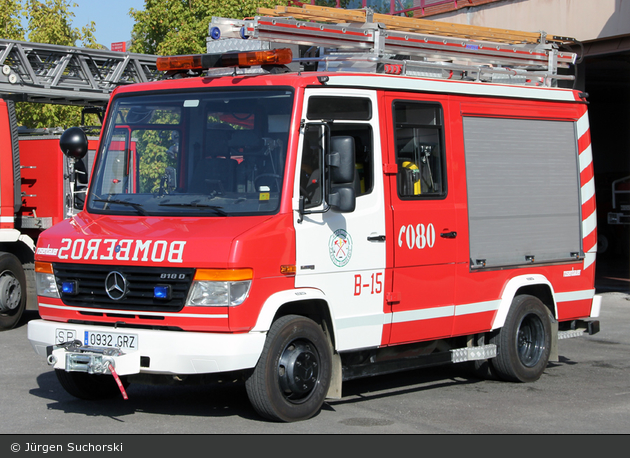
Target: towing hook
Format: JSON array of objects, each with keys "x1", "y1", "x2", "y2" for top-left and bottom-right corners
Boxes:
[{"x1": 47, "y1": 354, "x2": 57, "y2": 366}]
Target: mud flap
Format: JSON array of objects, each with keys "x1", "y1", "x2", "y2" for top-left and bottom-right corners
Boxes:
[
  {"x1": 549, "y1": 316, "x2": 559, "y2": 362},
  {"x1": 326, "y1": 351, "x2": 342, "y2": 400}
]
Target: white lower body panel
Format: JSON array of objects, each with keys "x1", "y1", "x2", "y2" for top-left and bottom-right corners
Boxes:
[{"x1": 27, "y1": 319, "x2": 266, "y2": 376}]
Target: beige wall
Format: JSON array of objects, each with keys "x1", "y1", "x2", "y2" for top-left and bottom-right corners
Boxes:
[{"x1": 429, "y1": 0, "x2": 630, "y2": 42}]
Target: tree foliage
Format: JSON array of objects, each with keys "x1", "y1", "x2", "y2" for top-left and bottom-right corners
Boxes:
[
  {"x1": 129, "y1": 0, "x2": 287, "y2": 56},
  {"x1": 1, "y1": 1, "x2": 102, "y2": 128},
  {"x1": 25, "y1": 0, "x2": 98, "y2": 46},
  {"x1": 1, "y1": 0, "x2": 25, "y2": 40}
]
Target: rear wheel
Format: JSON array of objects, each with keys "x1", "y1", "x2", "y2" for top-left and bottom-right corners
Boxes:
[
  {"x1": 0, "y1": 253, "x2": 26, "y2": 331},
  {"x1": 245, "y1": 315, "x2": 332, "y2": 422},
  {"x1": 490, "y1": 295, "x2": 552, "y2": 382},
  {"x1": 55, "y1": 369, "x2": 129, "y2": 400}
]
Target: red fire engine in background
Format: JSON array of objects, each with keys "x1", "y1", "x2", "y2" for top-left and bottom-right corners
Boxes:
[
  {"x1": 0, "y1": 39, "x2": 160, "y2": 330},
  {"x1": 27, "y1": 6, "x2": 601, "y2": 422}
]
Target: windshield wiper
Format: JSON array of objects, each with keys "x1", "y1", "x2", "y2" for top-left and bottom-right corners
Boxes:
[
  {"x1": 158, "y1": 201, "x2": 227, "y2": 216},
  {"x1": 93, "y1": 198, "x2": 148, "y2": 216}
]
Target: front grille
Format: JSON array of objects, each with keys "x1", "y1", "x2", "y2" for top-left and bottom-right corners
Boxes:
[{"x1": 53, "y1": 263, "x2": 195, "y2": 312}]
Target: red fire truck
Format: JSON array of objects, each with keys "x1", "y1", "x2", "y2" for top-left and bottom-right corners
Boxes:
[
  {"x1": 0, "y1": 39, "x2": 159, "y2": 330},
  {"x1": 27, "y1": 6, "x2": 601, "y2": 422}
]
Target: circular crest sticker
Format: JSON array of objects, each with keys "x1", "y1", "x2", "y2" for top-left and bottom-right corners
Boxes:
[{"x1": 329, "y1": 229, "x2": 353, "y2": 267}]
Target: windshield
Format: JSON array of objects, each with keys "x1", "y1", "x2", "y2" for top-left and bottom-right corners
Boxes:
[{"x1": 87, "y1": 88, "x2": 294, "y2": 216}]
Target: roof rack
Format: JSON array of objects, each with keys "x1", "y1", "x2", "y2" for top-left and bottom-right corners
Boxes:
[{"x1": 209, "y1": 5, "x2": 579, "y2": 87}]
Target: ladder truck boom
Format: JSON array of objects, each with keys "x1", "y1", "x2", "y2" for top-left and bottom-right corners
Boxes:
[{"x1": 0, "y1": 39, "x2": 161, "y2": 105}]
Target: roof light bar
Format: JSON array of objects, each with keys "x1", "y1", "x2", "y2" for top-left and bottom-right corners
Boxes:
[{"x1": 156, "y1": 48, "x2": 293, "y2": 72}]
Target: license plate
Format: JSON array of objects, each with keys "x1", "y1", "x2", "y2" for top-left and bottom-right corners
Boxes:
[{"x1": 83, "y1": 330, "x2": 138, "y2": 350}]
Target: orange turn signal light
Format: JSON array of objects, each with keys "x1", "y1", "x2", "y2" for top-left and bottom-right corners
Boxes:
[
  {"x1": 35, "y1": 261, "x2": 54, "y2": 274},
  {"x1": 194, "y1": 268, "x2": 253, "y2": 282},
  {"x1": 280, "y1": 265, "x2": 296, "y2": 275}
]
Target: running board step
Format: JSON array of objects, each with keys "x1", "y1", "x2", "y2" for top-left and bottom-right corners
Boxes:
[
  {"x1": 451, "y1": 344, "x2": 497, "y2": 363},
  {"x1": 341, "y1": 344, "x2": 497, "y2": 381}
]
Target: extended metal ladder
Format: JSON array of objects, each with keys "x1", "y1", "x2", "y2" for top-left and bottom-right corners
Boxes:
[
  {"x1": 211, "y1": 5, "x2": 580, "y2": 87},
  {"x1": 0, "y1": 39, "x2": 162, "y2": 106}
]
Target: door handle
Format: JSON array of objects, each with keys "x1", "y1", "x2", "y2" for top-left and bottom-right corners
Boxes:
[
  {"x1": 440, "y1": 231, "x2": 457, "y2": 239},
  {"x1": 367, "y1": 235, "x2": 386, "y2": 242}
]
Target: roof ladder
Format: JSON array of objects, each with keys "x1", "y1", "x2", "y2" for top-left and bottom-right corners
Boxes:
[{"x1": 211, "y1": 5, "x2": 579, "y2": 87}]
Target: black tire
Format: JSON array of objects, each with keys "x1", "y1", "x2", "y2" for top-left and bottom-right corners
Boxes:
[
  {"x1": 55, "y1": 369, "x2": 129, "y2": 400},
  {"x1": 0, "y1": 253, "x2": 27, "y2": 331},
  {"x1": 597, "y1": 232, "x2": 612, "y2": 258},
  {"x1": 245, "y1": 315, "x2": 332, "y2": 422},
  {"x1": 490, "y1": 295, "x2": 552, "y2": 383}
]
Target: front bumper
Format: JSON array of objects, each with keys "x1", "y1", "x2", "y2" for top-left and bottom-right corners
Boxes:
[{"x1": 28, "y1": 319, "x2": 266, "y2": 376}]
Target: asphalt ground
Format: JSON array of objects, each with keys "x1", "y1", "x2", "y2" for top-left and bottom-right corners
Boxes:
[{"x1": 0, "y1": 295, "x2": 628, "y2": 434}]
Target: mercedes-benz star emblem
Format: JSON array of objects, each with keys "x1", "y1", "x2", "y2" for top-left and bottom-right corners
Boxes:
[{"x1": 105, "y1": 271, "x2": 128, "y2": 301}]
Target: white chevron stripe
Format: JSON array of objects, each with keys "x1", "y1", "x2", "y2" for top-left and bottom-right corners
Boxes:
[
  {"x1": 576, "y1": 111, "x2": 590, "y2": 138},
  {"x1": 584, "y1": 251, "x2": 596, "y2": 269},
  {"x1": 581, "y1": 177, "x2": 595, "y2": 205},
  {"x1": 579, "y1": 144, "x2": 593, "y2": 173},
  {"x1": 582, "y1": 210, "x2": 597, "y2": 238}
]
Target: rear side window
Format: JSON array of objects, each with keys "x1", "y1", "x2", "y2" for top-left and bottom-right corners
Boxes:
[{"x1": 393, "y1": 101, "x2": 446, "y2": 198}]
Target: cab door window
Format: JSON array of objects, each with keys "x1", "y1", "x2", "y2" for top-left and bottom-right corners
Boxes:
[
  {"x1": 300, "y1": 96, "x2": 374, "y2": 209},
  {"x1": 393, "y1": 101, "x2": 446, "y2": 198}
]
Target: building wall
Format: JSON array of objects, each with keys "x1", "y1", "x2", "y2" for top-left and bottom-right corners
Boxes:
[{"x1": 427, "y1": 0, "x2": 630, "y2": 42}]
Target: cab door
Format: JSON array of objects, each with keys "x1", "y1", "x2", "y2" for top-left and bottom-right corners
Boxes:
[
  {"x1": 383, "y1": 96, "x2": 457, "y2": 345},
  {"x1": 293, "y1": 88, "x2": 387, "y2": 352}
]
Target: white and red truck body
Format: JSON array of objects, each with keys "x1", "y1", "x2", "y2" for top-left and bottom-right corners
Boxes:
[{"x1": 26, "y1": 8, "x2": 602, "y2": 421}]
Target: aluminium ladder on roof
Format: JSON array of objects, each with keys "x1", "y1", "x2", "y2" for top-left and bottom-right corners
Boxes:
[
  {"x1": 222, "y1": 5, "x2": 578, "y2": 87},
  {"x1": 257, "y1": 5, "x2": 567, "y2": 44},
  {"x1": 0, "y1": 39, "x2": 162, "y2": 106}
]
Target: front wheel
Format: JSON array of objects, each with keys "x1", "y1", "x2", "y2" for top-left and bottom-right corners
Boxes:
[
  {"x1": 0, "y1": 253, "x2": 27, "y2": 331},
  {"x1": 245, "y1": 315, "x2": 332, "y2": 422},
  {"x1": 490, "y1": 295, "x2": 552, "y2": 383}
]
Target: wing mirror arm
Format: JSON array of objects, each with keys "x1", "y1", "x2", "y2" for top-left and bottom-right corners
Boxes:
[{"x1": 60, "y1": 127, "x2": 89, "y2": 217}]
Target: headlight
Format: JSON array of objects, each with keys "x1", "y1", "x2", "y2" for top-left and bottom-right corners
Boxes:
[
  {"x1": 35, "y1": 262, "x2": 59, "y2": 298},
  {"x1": 186, "y1": 269, "x2": 252, "y2": 307}
]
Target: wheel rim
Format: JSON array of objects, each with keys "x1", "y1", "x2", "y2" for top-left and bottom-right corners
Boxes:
[
  {"x1": 517, "y1": 313, "x2": 545, "y2": 367},
  {"x1": 277, "y1": 339, "x2": 320, "y2": 404},
  {"x1": 0, "y1": 273, "x2": 21, "y2": 314}
]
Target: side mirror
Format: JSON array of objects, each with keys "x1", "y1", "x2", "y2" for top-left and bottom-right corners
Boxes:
[
  {"x1": 328, "y1": 185, "x2": 356, "y2": 212},
  {"x1": 60, "y1": 127, "x2": 88, "y2": 160},
  {"x1": 326, "y1": 136, "x2": 356, "y2": 213},
  {"x1": 327, "y1": 136, "x2": 355, "y2": 184}
]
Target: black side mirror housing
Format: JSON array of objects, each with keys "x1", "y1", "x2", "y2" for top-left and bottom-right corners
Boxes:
[
  {"x1": 328, "y1": 185, "x2": 356, "y2": 212},
  {"x1": 60, "y1": 127, "x2": 88, "y2": 160},
  {"x1": 327, "y1": 136, "x2": 355, "y2": 183},
  {"x1": 326, "y1": 136, "x2": 357, "y2": 213}
]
